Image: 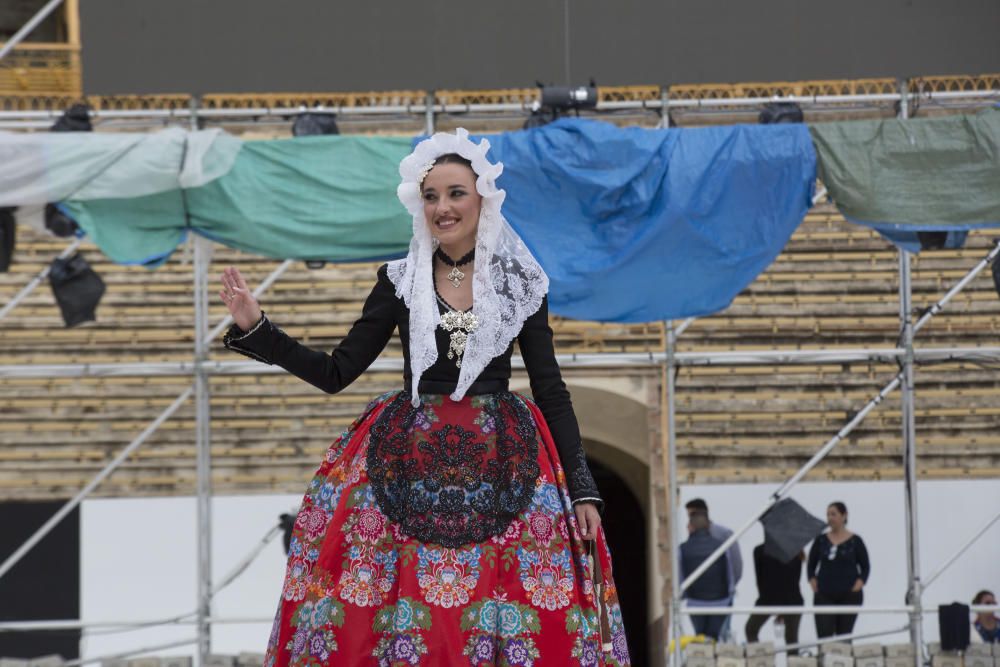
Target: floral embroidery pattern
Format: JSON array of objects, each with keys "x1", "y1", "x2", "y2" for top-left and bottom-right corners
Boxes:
[
  {"x1": 283, "y1": 594, "x2": 345, "y2": 665},
  {"x1": 520, "y1": 549, "x2": 575, "y2": 611},
  {"x1": 566, "y1": 605, "x2": 602, "y2": 667},
  {"x1": 263, "y1": 391, "x2": 631, "y2": 666},
  {"x1": 372, "y1": 597, "x2": 432, "y2": 666},
  {"x1": 337, "y1": 486, "x2": 397, "y2": 608},
  {"x1": 417, "y1": 545, "x2": 482, "y2": 608},
  {"x1": 504, "y1": 482, "x2": 578, "y2": 613},
  {"x1": 461, "y1": 590, "x2": 541, "y2": 666}
]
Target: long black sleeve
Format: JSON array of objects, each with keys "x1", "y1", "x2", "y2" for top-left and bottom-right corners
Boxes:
[
  {"x1": 855, "y1": 536, "x2": 871, "y2": 583},
  {"x1": 223, "y1": 265, "x2": 397, "y2": 394},
  {"x1": 517, "y1": 296, "x2": 602, "y2": 508},
  {"x1": 754, "y1": 545, "x2": 767, "y2": 595}
]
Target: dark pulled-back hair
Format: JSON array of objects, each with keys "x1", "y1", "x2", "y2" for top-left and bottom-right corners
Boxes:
[
  {"x1": 828, "y1": 501, "x2": 848, "y2": 515},
  {"x1": 433, "y1": 153, "x2": 473, "y2": 170},
  {"x1": 973, "y1": 590, "x2": 995, "y2": 604},
  {"x1": 420, "y1": 153, "x2": 476, "y2": 191}
]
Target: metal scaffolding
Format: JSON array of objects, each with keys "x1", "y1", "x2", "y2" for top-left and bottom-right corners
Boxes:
[
  {"x1": 663, "y1": 242, "x2": 1000, "y2": 664},
  {"x1": 0, "y1": 85, "x2": 999, "y2": 666}
]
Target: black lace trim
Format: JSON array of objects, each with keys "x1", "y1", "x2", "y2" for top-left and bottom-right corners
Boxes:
[
  {"x1": 222, "y1": 314, "x2": 274, "y2": 365},
  {"x1": 367, "y1": 391, "x2": 540, "y2": 548},
  {"x1": 565, "y1": 444, "x2": 603, "y2": 509}
]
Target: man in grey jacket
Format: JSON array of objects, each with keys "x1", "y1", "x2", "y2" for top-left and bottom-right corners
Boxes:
[
  {"x1": 680, "y1": 510, "x2": 734, "y2": 639},
  {"x1": 686, "y1": 498, "x2": 742, "y2": 639}
]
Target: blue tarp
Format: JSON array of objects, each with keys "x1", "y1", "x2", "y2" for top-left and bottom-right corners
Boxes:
[
  {"x1": 483, "y1": 119, "x2": 817, "y2": 322},
  {"x1": 5, "y1": 119, "x2": 817, "y2": 323}
]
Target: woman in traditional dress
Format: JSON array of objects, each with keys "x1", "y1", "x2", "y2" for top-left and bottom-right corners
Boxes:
[{"x1": 219, "y1": 129, "x2": 630, "y2": 666}]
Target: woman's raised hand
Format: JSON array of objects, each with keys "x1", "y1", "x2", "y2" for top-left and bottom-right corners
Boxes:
[{"x1": 219, "y1": 266, "x2": 263, "y2": 332}]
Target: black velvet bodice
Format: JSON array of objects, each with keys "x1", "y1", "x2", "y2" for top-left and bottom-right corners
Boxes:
[{"x1": 223, "y1": 264, "x2": 601, "y2": 506}]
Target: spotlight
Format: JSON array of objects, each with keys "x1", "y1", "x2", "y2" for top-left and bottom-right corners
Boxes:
[
  {"x1": 304, "y1": 260, "x2": 327, "y2": 270},
  {"x1": 523, "y1": 81, "x2": 599, "y2": 130},
  {"x1": 540, "y1": 85, "x2": 598, "y2": 111},
  {"x1": 44, "y1": 203, "x2": 79, "y2": 238},
  {"x1": 759, "y1": 102, "x2": 804, "y2": 124},
  {"x1": 0, "y1": 207, "x2": 15, "y2": 273},
  {"x1": 50, "y1": 103, "x2": 93, "y2": 132},
  {"x1": 917, "y1": 230, "x2": 967, "y2": 252},
  {"x1": 48, "y1": 253, "x2": 106, "y2": 327},
  {"x1": 917, "y1": 231, "x2": 948, "y2": 250},
  {"x1": 292, "y1": 108, "x2": 340, "y2": 137},
  {"x1": 42, "y1": 105, "x2": 90, "y2": 241}
]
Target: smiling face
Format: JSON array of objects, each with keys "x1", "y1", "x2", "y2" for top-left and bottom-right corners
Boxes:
[{"x1": 421, "y1": 161, "x2": 482, "y2": 255}]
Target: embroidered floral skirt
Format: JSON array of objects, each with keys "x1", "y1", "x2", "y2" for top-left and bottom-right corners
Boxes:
[{"x1": 264, "y1": 390, "x2": 631, "y2": 666}]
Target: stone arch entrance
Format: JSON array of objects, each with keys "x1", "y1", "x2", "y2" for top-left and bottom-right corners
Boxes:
[{"x1": 566, "y1": 382, "x2": 654, "y2": 666}]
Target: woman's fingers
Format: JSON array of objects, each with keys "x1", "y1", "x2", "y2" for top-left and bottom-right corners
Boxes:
[
  {"x1": 233, "y1": 267, "x2": 250, "y2": 291},
  {"x1": 588, "y1": 507, "x2": 602, "y2": 538},
  {"x1": 220, "y1": 268, "x2": 250, "y2": 301},
  {"x1": 222, "y1": 269, "x2": 237, "y2": 294},
  {"x1": 575, "y1": 504, "x2": 601, "y2": 541}
]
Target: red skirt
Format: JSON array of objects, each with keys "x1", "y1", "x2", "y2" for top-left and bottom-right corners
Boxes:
[{"x1": 264, "y1": 391, "x2": 631, "y2": 666}]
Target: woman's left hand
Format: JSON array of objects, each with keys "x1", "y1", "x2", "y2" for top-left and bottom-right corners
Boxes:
[
  {"x1": 575, "y1": 502, "x2": 602, "y2": 541},
  {"x1": 852, "y1": 578, "x2": 864, "y2": 593}
]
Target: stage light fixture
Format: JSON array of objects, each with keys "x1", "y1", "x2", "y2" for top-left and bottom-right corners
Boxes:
[
  {"x1": 51, "y1": 103, "x2": 93, "y2": 132},
  {"x1": 40, "y1": 105, "x2": 92, "y2": 241},
  {"x1": 540, "y1": 85, "x2": 598, "y2": 112},
  {"x1": 48, "y1": 253, "x2": 106, "y2": 327},
  {"x1": 292, "y1": 108, "x2": 340, "y2": 137},
  {"x1": 917, "y1": 230, "x2": 967, "y2": 252},
  {"x1": 523, "y1": 82, "x2": 599, "y2": 130},
  {"x1": 0, "y1": 208, "x2": 15, "y2": 273},
  {"x1": 44, "y1": 204, "x2": 79, "y2": 238},
  {"x1": 759, "y1": 102, "x2": 804, "y2": 124}
]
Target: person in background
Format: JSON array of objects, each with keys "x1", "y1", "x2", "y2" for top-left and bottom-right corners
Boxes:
[
  {"x1": 680, "y1": 510, "x2": 734, "y2": 641},
  {"x1": 685, "y1": 498, "x2": 743, "y2": 586},
  {"x1": 745, "y1": 546, "x2": 804, "y2": 653},
  {"x1": 807, "y1": 501, "x2": 870, "y2": 639},
  {"x1": 686, "y1": 498, "x2": 742, "y2": 640},
  {"x1": 971, "y1": 590, "x2": 1000, "y2": 643}
]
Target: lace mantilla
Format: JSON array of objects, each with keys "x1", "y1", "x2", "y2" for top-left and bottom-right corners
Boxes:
[
  {"x1": 366, "y1": 391, "x2": 540, "y2": 548},
  {"x1": 387, "y1": 128, "x2": 548, "y2": 406}
]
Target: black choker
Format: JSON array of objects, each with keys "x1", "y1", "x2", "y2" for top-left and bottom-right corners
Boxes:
[
  {"x1": 435, "y1": 247, "x2": 475, "y2": 288},
  {"x1": 435, "y1": 247, "x2": 475, "y2": 267}
]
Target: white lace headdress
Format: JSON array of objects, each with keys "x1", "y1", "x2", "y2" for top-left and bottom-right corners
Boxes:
[{"x1": 388, "y1": 128, "x2": 549, "y2": 405}]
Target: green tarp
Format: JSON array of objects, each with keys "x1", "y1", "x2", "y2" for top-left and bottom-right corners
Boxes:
[
  {"x1": 64, "y1": 134, "x2": 414, "y2": 265},
  {"x1": 810, "y1": 108, "x2": 1000, "y2": 228}
]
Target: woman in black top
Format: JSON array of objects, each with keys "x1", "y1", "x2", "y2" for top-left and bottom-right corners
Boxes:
[
  {"x1": 807, "y1": 501, "x2": 871, "y2": 638},
  {"x1": 219, "y1": 130, "x2": 630, "y2": 665}
]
